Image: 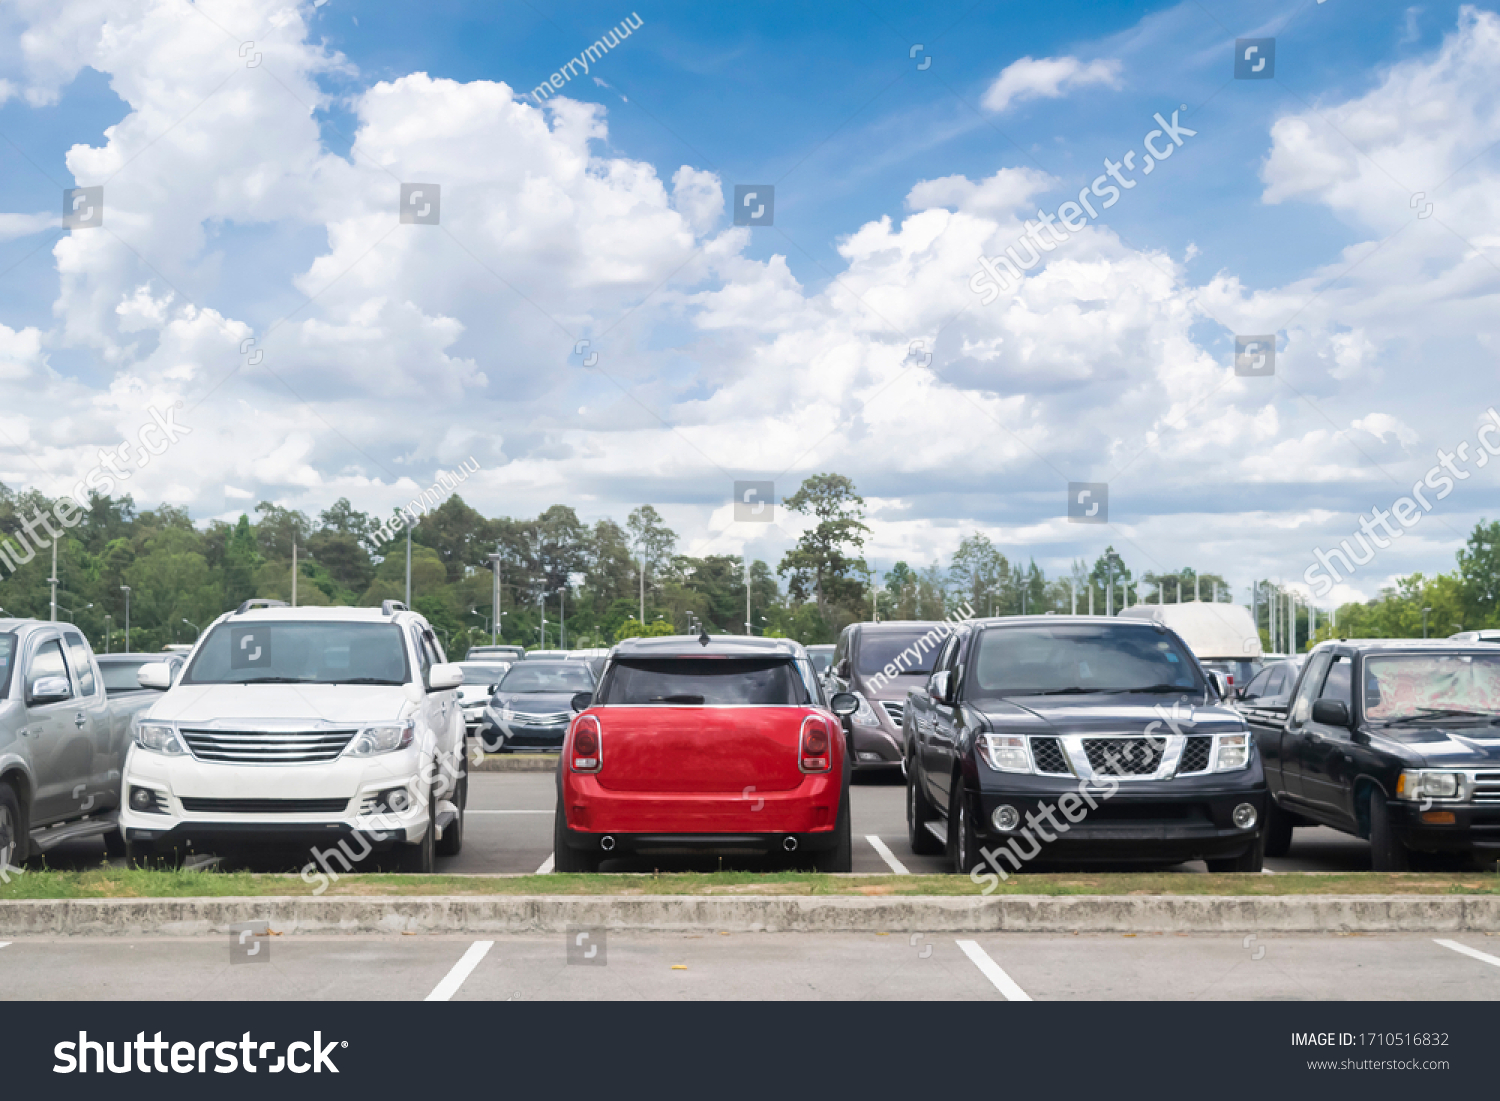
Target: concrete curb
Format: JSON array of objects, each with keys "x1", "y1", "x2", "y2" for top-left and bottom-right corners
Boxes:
[
  {"x1": 472, "y1": 754, "x2": 558, "y2": 772},
  {"x1": 3, "y1": 894, "x2": 1499, "y2": 936}
]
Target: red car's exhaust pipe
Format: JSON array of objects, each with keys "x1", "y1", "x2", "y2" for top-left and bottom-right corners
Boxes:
[
  {"x1": 600, "y1": 835, "x2": 616, "y2": 851},
  {"x1": 782, "y1": 836, "x2": 798, "y2": 852}
]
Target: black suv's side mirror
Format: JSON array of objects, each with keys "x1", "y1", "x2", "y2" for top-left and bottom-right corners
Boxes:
[
  {"x1": 1311, "y1": 699, "x2": 1351, "y2": 727},
  {"x1": 928, "y1": 670, "x2": 951, "y2": 704},
  {"x1": 570, "y1": 691, "x2": 594, "y2": 713},
  {"x1": 829, "y1": 692, "x2": 859, "y2": 717}
]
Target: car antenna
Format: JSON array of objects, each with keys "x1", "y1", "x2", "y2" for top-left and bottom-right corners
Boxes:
[{"x1": 698, "y1": 627, "x2": 711, "y2": 647}]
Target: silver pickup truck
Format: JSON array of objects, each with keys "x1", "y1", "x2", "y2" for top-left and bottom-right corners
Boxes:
[{"x1": 0, "y1": 618, "x2": 163, "y2": 873}]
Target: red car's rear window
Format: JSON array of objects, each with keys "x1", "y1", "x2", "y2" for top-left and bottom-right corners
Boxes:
[{"x1": 597, "y1": 657, "x2": 810, "y2": 706}]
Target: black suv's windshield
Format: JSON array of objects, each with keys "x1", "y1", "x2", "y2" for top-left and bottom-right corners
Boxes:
[
  {"x1": 1364, "y1": 653, "x2": 1500, "y2": 724},
  {"x1": 497, "y1": 662, "x2": 595, "y2": 693},
  {"x1": 857, "y1": 629, "x2": 946, "y2": 676},
  {"x1": 0, "y1": 632, "x2": 14, "y2": 700},
  {"x1": 598, "y1": 657, "x2": 812, "y2": 705},
  {"x1": 970, "y1": 624, "x2": 1203, "y2": 697},
  {"x1": 182, "y1": 621, "x2": 411, "y2": 685}
]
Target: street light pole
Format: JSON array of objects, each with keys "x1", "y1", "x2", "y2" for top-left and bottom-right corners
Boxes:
[
  {"x1": 120, "y1": 585, "x2": 131, "y2": 652},
  {"x1": 405, "y1": 521, "x2": 413, "y2": 606},
  {"x1": 49, "y1": 539, "x2": 58, "y2": 622},
  {"x1": 1422, "y1": 606, "x2": 1432, "y2": 639},
  {"x1": 488, "y1": 549, "x2": 502, "y2": 646},
  {"x1": 104, "y1": 614, "x2": 113, "y2": 654}
]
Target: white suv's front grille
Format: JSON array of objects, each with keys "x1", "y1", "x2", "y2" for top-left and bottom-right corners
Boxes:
[{"x1": 179, "y1": 729, "x2": 356, "y2": 764}]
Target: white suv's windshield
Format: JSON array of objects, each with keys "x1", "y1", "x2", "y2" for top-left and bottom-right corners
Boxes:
[
  {"x1": 182, "y1": 621, "x2": 411, "y2": 686},
  {"x1": 1364, "y1": 653, "x2": 1500, "y2": 723},
  {"x1": 970, "y1": 624, "x2": 1203, "y2": 697}
]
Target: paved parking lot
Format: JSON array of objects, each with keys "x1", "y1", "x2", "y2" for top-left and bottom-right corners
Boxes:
[{"x1": 35, "y1": 769, "x2": 1376, "y2": 876}]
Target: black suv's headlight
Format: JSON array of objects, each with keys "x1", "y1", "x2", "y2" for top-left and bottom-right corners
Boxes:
[
  {"x1": 977, "y1": 732, "x2": 1031, "y2": 773},
  {"x1": 1214, "y1": 732, "x2": 1251, "y2": 771}
]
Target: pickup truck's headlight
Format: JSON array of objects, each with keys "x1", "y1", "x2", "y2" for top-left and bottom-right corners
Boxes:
[
  {"x1": 977, "y1": 732, "x2": 1031, "y2": 773},
  {"x1": 135, "y1": 722, "x2": 187, "y2": 756},
  {"x1": 1398, "y1": 769, "x2": 1468, "y2": 802},
  {"x1": 345, "y1": 721, "x2": 415, "y2": 758},
  {"x1": 1215, "y1": 732, "x2": 1251, "y2": 771},
  {"x1": 849, "y1": 693, "x2": 880, "y2": 726}
]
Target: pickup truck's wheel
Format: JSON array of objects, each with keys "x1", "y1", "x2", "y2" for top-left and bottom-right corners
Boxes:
[
  {"x1": 907, "y1": 763, "x2": 942, "y2": 855},
  {"x1": 1368, "y1": 789, "x2": 1411, "y2": 871},
  {"x1": 949, "y1": 782, "x2": 979, "y2": 876},
  {"x1": 435, "y1": 773, "x2": 466, "y2": 857},
  {"x1": 552, "y1": 803, "x2": 600, "y2": 873},
  {"x1": 0, "y1": 786, "x2": 23, "y2": 873},
  {"x1": 1263, "y1": 798, "x2": 1295, "y2": 858},
  {"x1": 1206, "y1": 830, "x2": 1265, "y2": 872},
  {"x1": 397, "y1": 796, "x2": 436, "y2": 873},
  {"x1": 813, "y1": 786, "x2": 853, "y2": 873},
  {"x1": 102, "y1": 828, "x2": 127, "y2": 858}
]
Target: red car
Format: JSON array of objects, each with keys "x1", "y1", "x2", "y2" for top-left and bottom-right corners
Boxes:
[{"x1": 554, "y1": 635, "x2": 858, "y2": 872}]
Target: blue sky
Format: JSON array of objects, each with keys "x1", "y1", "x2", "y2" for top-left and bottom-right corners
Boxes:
[{"x1": 0, "y1": 0, "x2": 1497, "y2": 605}]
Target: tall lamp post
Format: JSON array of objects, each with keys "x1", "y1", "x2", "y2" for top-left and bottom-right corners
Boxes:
[
  {"x1": 1422, "y1": 606, "x2": 1433, "y2": 639},
  {"x1": 120, "y1": 585, "x2": 131, "y2": 652},
  {"x1": 182, "y1": 618, "x2": 201, "y2": 641},
  {"x1": 103, "y1": 614, "x2": 113, "y2": 654},
  {"x1": 487, "y1": 550, "x2": 502, "y2": 646}
]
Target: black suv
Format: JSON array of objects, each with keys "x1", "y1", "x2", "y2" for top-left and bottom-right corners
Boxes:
[
  {"x1": 905, "y1": 616, "x2": 1268, "y2": 876},
  {"x1": 1245, "y1": 639, "x2": 1500, "y2": 870}
]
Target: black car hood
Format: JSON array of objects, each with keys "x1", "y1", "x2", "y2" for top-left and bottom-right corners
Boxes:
[
  {"x1": 1366, "y1": 722, "x2": 1500, "y2": 766},
  {"x1": 490, "y1": 690, "x2": 578, "y2": 713},
  {"x1": 971, "y1": 694, "x2": 1244, "y2": 734}
]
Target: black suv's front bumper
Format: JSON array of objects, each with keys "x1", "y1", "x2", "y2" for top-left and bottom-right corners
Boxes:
[{"x1": 963, "y1": 767, "x2": 1268, "y2": 865}]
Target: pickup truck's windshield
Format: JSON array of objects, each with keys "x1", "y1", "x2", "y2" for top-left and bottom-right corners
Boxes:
[
  {"x1": 0, "y1": 632, "x2": 13, "y2": 700},
  {"x1": 1364, "y1": 653, "x2": 1500, "y2": 723},
  {"x1": 182, "y1": 621, "x2": 411, "y2": 685},
  {"x1": 597, "y1": 657, "x2": 811, "y2": 705},
  {"x1": 970, "y1": 624, "x2": 1203, "y2": 698}
]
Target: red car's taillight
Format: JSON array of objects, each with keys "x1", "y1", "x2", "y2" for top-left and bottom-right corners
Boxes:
[
  {"x1": 571, "y1": 715, "x2": 601, "y2": 773},
  {"x1": 799, "y1": 715, "x2": 831, "y2": 773}
]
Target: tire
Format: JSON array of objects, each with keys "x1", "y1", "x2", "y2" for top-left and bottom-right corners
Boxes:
[
  {"x1": 397, "y1": 796, "x2": 436, "y2": 873},
  {"x1": 813, "y1": 785, "x2": 853, "y2": 872},
  {"x1": 1262, "y1": 797, "x2": 1295, "y2": 858},
  {"x1": 1206, "y1": 830, "x2": 1265, "y2": 873},
  {"x1": 1368, "y1": 788, "x2": 1410, "y2": 872},
  {"x1": 552, "y1": 802, "x2": 600, "y2": 873},
  {"x1": 907, "y1": 762, "x2": 943, "y2": 855},
  {"x1": 0, "y1": 784, "x2": 24, "y2": 874},
  {"x1": 102, "y1": 827, "x2": 127, "y2": 858},
  {"x1": 435, "y1": 773, "x2": 466, "y2": 857},
  {"x1": 949, "y1": 780, "x2": 979, "y2": 876}
]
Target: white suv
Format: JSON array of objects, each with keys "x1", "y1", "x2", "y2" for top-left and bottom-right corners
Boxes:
[{"x1": 119, "y1": 600, "x2": 467, "y2": 873}]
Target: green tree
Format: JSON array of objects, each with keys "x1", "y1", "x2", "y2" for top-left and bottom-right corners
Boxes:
[{"x1": 778, "y1": 473, "x2": 870, "y2": 627}]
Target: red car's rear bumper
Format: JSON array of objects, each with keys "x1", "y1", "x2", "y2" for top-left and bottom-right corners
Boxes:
[{"x1": 560, "y1": 772, "x2": 843, "y2": 836}]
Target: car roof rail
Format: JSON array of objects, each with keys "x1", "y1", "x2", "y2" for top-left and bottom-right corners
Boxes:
[
  {"x1": 235, "y1": 599, "x2": 290, "y2": 615},
  {"x1": 381, "y1": 600, "x2": 409, "y2": 617}
]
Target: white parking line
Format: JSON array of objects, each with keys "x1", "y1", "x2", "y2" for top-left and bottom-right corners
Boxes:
[
  {"x1": 1434, "y1": 938, "x2": 1500, "y2": 968},
  {"x1": 956, "y1": 940, "x2": 1032, "y2": 1001},
  {"x1": 865, "y1": 835, "x2": 910, "y2": 875},
  {"x1": 536, "y1": 853, "x2": 555, "y2": 874},
  {"x1": 466, "y1": 810, "x2": 551, "y2": 814},
  {"x1": 424, "y1": 940, "x2": 494, "y2": 1002},
  {"x1": 0, "y1": 942, "x2": 10, "y2": 949}
]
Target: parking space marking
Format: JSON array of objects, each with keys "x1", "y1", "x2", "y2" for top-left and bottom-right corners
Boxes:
[
  {"x1": 864, "y1": 835, "x2": 910, "y2": 875},
  {"x1": 1434, "y1": 938, "x2": 1500, "y2": 969},
  {"x1": 956, "y1": 940, "x2": 1032, "y2": 1001},
  {"x1": 425, "y1": 940, "x2": 495, "y2": 1002},
  {"x1": 536, "y1": 853, "x2": 555, "y2": 874},
  {"x1": 0, "y1": 942, "x2": 10, "y2": 949}
]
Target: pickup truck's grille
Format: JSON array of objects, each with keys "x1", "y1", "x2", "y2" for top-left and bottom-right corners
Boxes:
[
  {"x1": 179, "y1": 797, "x2": 350, "y2": 814},
  {"x1": 879, "y1": 701, "x2": 905, "y2": 726},
  {"x1": 1084, "y1": 737, "x2": 1164, "y2": 776},
  {"x1": 179, "y1": 729, "x2": 356, "y2": 764},
  {"x1": 1178, "y1": 736, "x2": 1213, "y2": 774},
  {"x1": 1030, "y1": 737, "x2": 1071, "y2": 775},
  {"x1": 1472, "y1": 772, "x2": 1500, "y2": 803}
]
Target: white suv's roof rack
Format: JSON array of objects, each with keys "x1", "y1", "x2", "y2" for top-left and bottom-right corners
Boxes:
[
  {"x1": 381, "y1": 600, "x2": 409, "y2": 616},
  {"x1": 235, "y1": 599, "x2": 290, "y2": 615}
]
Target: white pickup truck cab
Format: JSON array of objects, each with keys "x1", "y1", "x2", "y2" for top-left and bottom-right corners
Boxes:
[{"x1": 119, "y1": 600, "x2": 467, "y2": 872}]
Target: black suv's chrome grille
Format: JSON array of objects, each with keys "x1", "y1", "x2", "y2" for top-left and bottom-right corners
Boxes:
[
  {"x1": 1030, "y1": 736, "x2": 1071, "y2": 775},
  {"x1": 179, "y1": 797, "x2": 350, "y2": 814},
  {"x1": 1084, "y1": 737, "x2": 1164, "y2": 776},
  {"x1": 1178, "y1": 736, "x2": 1213, "y2": 774},
  {"x1": 179, "y1": 729, "x2": 356, "y2": 764}
]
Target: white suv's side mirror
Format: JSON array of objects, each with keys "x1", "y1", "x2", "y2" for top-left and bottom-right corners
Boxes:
[
  {"x1": 137, "y1": 663, "x2": 174, "y2": 690},
  {"x1": 428, "y1": 663, "x2": 464, "y2": 691}
]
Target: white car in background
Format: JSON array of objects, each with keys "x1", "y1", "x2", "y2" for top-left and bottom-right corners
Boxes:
[
  {"x1": 455, "y1": 660, "x2": 512, "y2": 732},
  {"x1": 119, "y1": 599, "x2": 467, "y2": 872}
]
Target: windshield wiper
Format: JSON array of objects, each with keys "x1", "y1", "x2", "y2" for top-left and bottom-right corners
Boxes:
[
  {"x1": 331, "y1": 678, "x2": 404, "y2": 686},
  {"x1": 233, "y1": 676, "x2": 315, "y2": 684},
  {"x1": 1034, "y1": 687, "x2": 1106, "y2": 695},
  {"x1": 1119, "y1": 683, "x2": 1196, "y2": 694},
  {"x1": 649, "y1": 694, "x2": 706, "y2": 704},
  {"x1": 1375, "y1": 707, "x2": 1500, "y2": 727}
]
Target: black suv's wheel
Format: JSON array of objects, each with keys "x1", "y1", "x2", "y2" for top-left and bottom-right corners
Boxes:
[
  {"x1": 435, "y1": 773, "x2": 466, "y2": 857},
  {"x1": 0, "y1": 785, "x2": 24, "y2": 873},
  {"x1": 552, "y1": 803, "x2": 600, "y2": 873},
  {"x1": 397, "y1": 796, "x2": 436, "y2": 873},
  {"x1": 1368, "y1": 789, "x2": 1410, "y2": 871},
  {"x1": 813, "y1": 786, "x2": 853, "y2": 872},
  {"x1": 1206, "y1": 830, "x2": 1265, "y2": 872},
  {"x1": 1263, "y1": 798, "x2": 1295, "y2": 858},
  {"x1": 949, "y1": 781, "x2": 979, "y2": 876},
  {"x1": 907, "y1": 763, "x2": 942, "y2": 855}
]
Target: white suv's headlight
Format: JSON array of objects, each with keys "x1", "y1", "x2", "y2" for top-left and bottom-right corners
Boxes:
[
  {"x1": 1215, "y1": 732, "x2": 1251, "y2": 771},
  {"x1": 1399, "y1": 769, "x2": 1468, "y2": 802},
  {"x1": 345, "y1": 721, "x2": 415, "y2": 758},
  {"x1": 135, "y1": 722, "x2": 187, "y2": 756},
  {"x1": 977, "y1": 732, "x2": 1031, "y2": 773}
]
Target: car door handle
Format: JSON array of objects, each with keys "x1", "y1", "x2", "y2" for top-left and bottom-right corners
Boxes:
[{"x1": 74, "y1": 713, "x2": 87, "y2": 728}]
